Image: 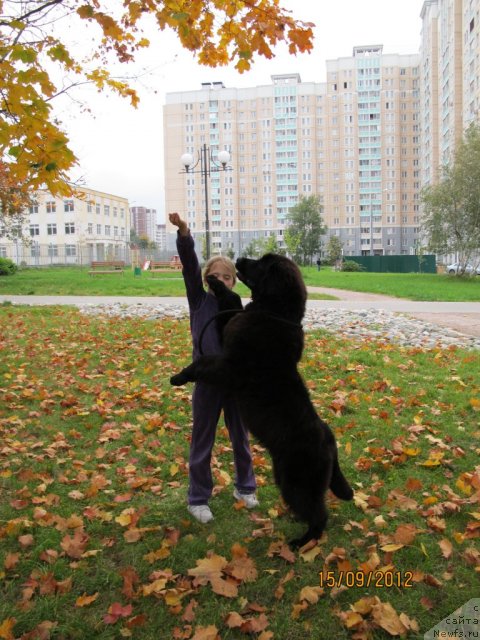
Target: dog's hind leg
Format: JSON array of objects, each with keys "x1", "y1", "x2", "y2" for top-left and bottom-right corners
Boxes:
[
  {"x1": 288, "y1": 502, "x2": 328, "y2": 549},
  {"x1": 329, "y1": 452, "x2": 354, "y2": 501},
  {"x1": 281, "y1": 481, "x2": 329, "y2": 549}
]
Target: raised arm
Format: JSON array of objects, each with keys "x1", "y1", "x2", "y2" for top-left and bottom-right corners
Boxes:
[{"x1": 168, "y1": 212, "x2": 205, "y2": 310}]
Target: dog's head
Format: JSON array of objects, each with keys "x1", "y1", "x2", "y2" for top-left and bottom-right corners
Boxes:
[{"x1": 235, "y1": 253, "x2": 307, "y2": 321}]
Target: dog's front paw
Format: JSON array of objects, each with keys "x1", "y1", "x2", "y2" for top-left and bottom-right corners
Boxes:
[
  {"x1": 206, "y1": 274, "x2": 227, "y2": 294},
  {"x1": 170, "y1": 362, "x2": 197, "y2": 386},
  {"x1": 170, "y1": 371, "x2": 189, "y2": 386}
]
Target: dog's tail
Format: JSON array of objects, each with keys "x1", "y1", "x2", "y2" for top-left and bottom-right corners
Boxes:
[{"x1": 330, "y1": 453, "x2": 354, "y2": 501}]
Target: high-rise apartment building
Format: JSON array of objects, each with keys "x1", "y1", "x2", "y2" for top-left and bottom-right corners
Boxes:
[
  {"x1": 155, "y1": 223, "x2": 167, "y2": 252},
  {"x1": 163, "y1": 46, "x2": 421, "y2": 258},
  {"x1": 463, "y1": 0, "x2": 480, "y2": 127},
  {"x1": 420, "y1": 0, "x2": 441, "y2": 186},
  {"x1": 326, "y1": 46, "x2": 421, "y2": 256},
  {"x1": 420, "y1": 0, "x2": 479, "y2": 186},
  {"x1": 130, "y1": 206, "x2": 157, "y2": 242}
]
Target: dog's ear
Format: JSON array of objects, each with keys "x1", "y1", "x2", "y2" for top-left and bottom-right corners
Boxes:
[
  {"x1": 260, "y1": 257, "x2": 307, "y2": 319},
  {"x1": 265, "y1": 258, "x2": 304, "y2": 295}
]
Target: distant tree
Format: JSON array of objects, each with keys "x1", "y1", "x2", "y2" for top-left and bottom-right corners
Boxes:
[
  {"x1": 284, "y1": 195, "x2": 327, "y2": 265},
  {"x1": 137, "y1": 234, "x2": 155, "y2": 250},
  {"x1": 263, "y1": 234, "x2": 285, "y2": 255},
  {"x1": 241, "y1": 235, "x2": 284, "y2": 258},
  {"x1": 421, "y1": 123, "x2": 480, "y2": 272},
  {"x1": 1, "y1": 0, "x2": 314, "y2": 215},
  {"x1": 241, "y1": 238, "x2": 264, "y2": 258},
  {"x1": 324, "y1": 236, "x2": 343, "y2": 265},
  {"x1": 0, "y1": 161, "x2": 32, "y2": 238},
  {"x1": 130, "y1": 228, "x2": 140, "y2": 246}
]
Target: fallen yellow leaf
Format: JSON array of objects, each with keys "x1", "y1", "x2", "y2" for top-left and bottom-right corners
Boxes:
[{"x1": 75, "y1": 592, "x2": 99, "y2": 607}]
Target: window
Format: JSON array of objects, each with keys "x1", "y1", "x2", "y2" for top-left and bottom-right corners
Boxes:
[
  {"x1": 65, "y1": 222, "x2": 75, "y2": 234},
  {"x1": 48, "y1": 244, "x2": 58, "y2": 257},
  {"x1": 46, "y1": 201, "x2": 56, "y2": 213},
  {"x1": 105, "y1": 225, "x2": 111, "y2": 236},
  {"x1": 47, "y1": 223, "x2": 57, "y2": 235},
  {"x1": 29, "y1": 203, "x2": 39, "y2": 214},
  {"x1": 29, "y1": 224, "x2": 40, "y2": 236},
  {"x1": 96, "y1": 224, "x2": 102, "y2": 234},
  {"x1": 65, "y1": 244, "x2": 76, "y2": 257},
  {"x1": 64, "y1": 199, "x2": 74, "y2": 212},
  {"x1": 96, "y1": 203, "x2": 101, "y2": 215},
  {"x1": 87, "y1": 223, "x2": 93, "y2": 234},
  {"x1": 104, "y1": 205, "x2": 110, "y2": 215}
]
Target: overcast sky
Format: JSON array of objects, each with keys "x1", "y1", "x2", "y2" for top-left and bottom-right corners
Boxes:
[{"x1": 59, "y1": 0, "x2": 425, "y2": 222}]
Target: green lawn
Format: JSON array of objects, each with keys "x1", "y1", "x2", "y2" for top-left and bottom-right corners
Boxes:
[
  {"x1": 302, "y1": 267, "x2": 480, "y2": 301},
  {"x1": 0, "y1": 266, "x2": 480, "y2": 301},
  {"x1": 0, "y1": 307, "x2": 479, "y2": 639}
]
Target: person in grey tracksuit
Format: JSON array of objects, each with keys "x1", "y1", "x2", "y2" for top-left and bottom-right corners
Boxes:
[{"x1": 169, "y1": 213, "x2": 257, "y2": 523}]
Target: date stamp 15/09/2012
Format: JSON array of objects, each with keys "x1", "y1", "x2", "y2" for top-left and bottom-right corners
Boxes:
[{"x1": 319, "y1": 570, "x2": 413, "y2": 589}]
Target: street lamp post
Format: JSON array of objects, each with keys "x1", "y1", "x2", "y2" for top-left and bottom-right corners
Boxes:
[{"x1": 180, "y1": 144, "x2": 231, "y2": 260}]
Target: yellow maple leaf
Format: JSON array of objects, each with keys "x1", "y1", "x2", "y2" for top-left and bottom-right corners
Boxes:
[
  {"x1": 344, "y1": 611, "x2": 363, "y2": 629},
  {"x1": 380, "y1": 543, "x2": 405, "y2": 553},
  {"x1": 470, "y1": 397, "x2": 480, "y2": 411},
  {"x1": 115, "y1": 510, "x2": 133, "y2": 527},
  {"x1": 419, "y1": 459, "x2": 441, "y2": 467},
  {"x1": 0, "y1": 617, "x2": 16, "y2": 640},
  {"x1": 75, "y1": 592, "x2": 99, "y2": 607}
]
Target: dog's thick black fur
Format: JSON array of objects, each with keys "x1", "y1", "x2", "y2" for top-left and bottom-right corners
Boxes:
[{"x1": 171, "y1": 254, "x2": 353, "y2": 548}]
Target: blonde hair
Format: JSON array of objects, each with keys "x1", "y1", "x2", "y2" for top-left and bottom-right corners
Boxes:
[{"x1": 203, "y1": 256, "x2": 237, "y2": 286}]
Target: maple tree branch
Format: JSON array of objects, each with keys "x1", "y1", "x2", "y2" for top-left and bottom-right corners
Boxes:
[{"x1": 0, "y1": 0, "x2": 66, "y2": 27}]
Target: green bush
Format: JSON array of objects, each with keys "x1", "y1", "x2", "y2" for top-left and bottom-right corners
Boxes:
[
  {"x1": 0, "y1": 257, "x2": 18, "y2": 276},
  {"x1": 341, "y1": 259, "x2": 365, "y2": 272}
]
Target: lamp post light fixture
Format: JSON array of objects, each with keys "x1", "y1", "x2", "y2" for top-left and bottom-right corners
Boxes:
[{"x1": 180, "y1": 144, "x2": 231, "y2": 260}]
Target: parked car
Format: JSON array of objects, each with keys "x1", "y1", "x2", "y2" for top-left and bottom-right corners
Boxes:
[{"x1": 446, "y1": 262, "x2": 480, "y2": 275}]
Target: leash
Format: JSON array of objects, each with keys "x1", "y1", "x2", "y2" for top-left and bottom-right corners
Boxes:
[
  {"x1": 198, "y1": 309, "x2": 243, "y2": 355},
  {"x1": 198, "y1": 308, "x2": 303, "y2": 355}
]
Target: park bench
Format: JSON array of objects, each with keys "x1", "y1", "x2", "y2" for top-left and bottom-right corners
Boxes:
[
  {"x1": 88, "y1": 260, "x2": 125, "y2": 275},
  {"x1": 149, "y1": 259, "x2": 182, "y2": 276}
]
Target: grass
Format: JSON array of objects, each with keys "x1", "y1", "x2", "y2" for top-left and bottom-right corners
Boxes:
[
  {"x1": 0, "y1": 306, "x2": 479, "y2": 639},
  {"x1": 302, "y1": 267, "x2": 480, "y2": 301},
  {"x1": 0, "y1": 265, "x2": 479, "y2": 300}
]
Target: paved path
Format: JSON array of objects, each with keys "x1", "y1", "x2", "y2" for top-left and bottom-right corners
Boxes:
[
  {"x1": 307, "y1": 287, "x2": 480, "y2": 337},
  {"x1": 2, "y1": 290, "x2": 480, "y2": 337}
]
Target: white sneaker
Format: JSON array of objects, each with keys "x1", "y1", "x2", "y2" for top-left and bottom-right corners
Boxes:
[
  {"x1": 233, "y1": 489, "x2": 259, "y2": 509},
  {"x1": 188, "y1": 504, "x2": 214, "y2": 524}
]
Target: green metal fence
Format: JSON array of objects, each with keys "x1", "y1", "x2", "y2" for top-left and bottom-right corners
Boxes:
[{"x1": 347, "y1": 255, "x2": 437, "y2": 273}]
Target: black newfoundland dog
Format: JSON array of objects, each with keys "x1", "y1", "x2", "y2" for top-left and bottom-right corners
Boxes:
[{"x1": 170, "y1": 253, "x2": 353, "y2": 548}]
